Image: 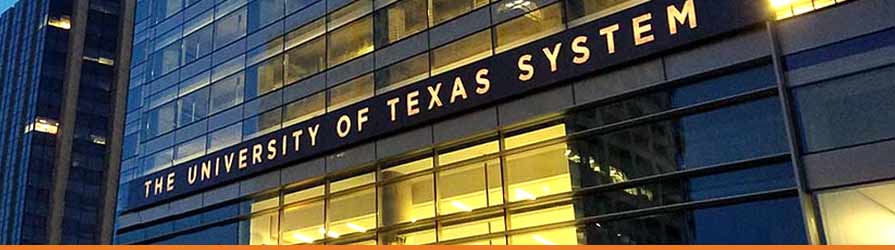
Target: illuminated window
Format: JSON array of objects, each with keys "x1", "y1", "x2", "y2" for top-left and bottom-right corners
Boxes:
[
  {"x1": 565, "y1": 0, "x2": 646, "y2": 27},
  {"x1": 379, "y1": 174, "x2": 434, "y2": 226},
  {"x1": 504, "y1": 124, "x2": 567, "y2": 150},
  {"x1": 437, "y1": 159, "x2": 503, "y2": 215},
  {"x1": 283, "y1": 185, "x2": 325, "y2": 205},
  {"x1": 439, "y1": 216, "x2": 505, "y2": 242},
  {"x1": 31, "y1": 118, "x2": 60, "y2": 135},
  {"x1": 437, "y1": 140, "x2": 499, "y2": 166},
  {"x1": 328, "y1": 188, "x2": 377, "y2": 239},
  {"x1": 285, "y1": 36, "x2": 326, "y2": 84},
  {"x1": 509, "y1": 226, "x2": 579, "y2": 245},
  {"x1": 243, "y1": 108, "x2": 282, "y2": 139},
  {"x1": 331, "y1": 173, "x2": 376, "y2": 193},
  {"x1": 503, "y1": 125, "x2": 572, "y2": 202},
  {"x1": 494, "y1": 3, "x2": 565, "y2": 53},
  {"x1": 431, "y1": 29, "x2": 493, "y2": 75},
  {"x1": 381, "y1": 158, "x2": 433, "y2": 181},
  {"x1": 430, "y1": 0, "x2": 490, "y2": 26},
  {"x1": 380, "y1": 226, "x2": 436, "y2": 245},
  {"x1": 209, "y1": 72, "x2": 245, "y2": 114},
  {"x1": 327, "y1": 16, "x2": 374, "y2": 67},
  {"x1": 245, "y1": 55, "x2": 284, "y2": 99},
  {"x1": 509, "y1": 204, "x2": 575, "y2": 229},
  {"x1": 284, "y1": 92, "x2": 326, "y2": 126},
  {"x1": 328, "y1": 74, "x2": 374, "y2": 110},
  {"x1": 375, "y1": 53, "x2": 430, "y2": 93},
  {"x1": 214, "y1": 7, "x2": 248, "y2": 49},
  {"x1": 281, "y1": 200, "x2": 325, "y2": 244},
  {"x1": 286, "y1": 18, "x2": 325, "y2": 50},
  {"x1": 772, "y1": 0, "x2": 848, "y2": 20},
  {"x1": 818, "y1": 181, "x2": 895, "y2": 244},
  {"x1": 250, "y1": 197, "x2": 280, "y2": 245},
  {"x1": 375, "y1": 0, "x2": 428, "y2": 46},
  {"x1": 47, "y1": 15, "x2": 72, "y2": 29},
  {"x1": 328, "y1": 0, "x2": 373, "y2": 30}
]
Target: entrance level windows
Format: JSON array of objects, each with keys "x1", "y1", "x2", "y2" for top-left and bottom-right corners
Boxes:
[{"x1": 818, "y1": 181, "x2": 895, "y2": 245}]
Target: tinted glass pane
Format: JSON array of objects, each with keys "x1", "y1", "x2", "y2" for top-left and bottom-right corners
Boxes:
[
  {"x1": 494, "y1": 3, "x2": 564, "y2": 53},
  {"x1": 283, "y1": 91, "x2": 326, "y2": 125},
  {"x1": 177, "y1": 87, "x2": 209, "y2": 125},
  {"x1": 248, "y1": 0, "x2": 285, "y2": 32},
  {"x1": 327, "y1": 16, "x2": 373, "y2": 67},
  {"x1": 214, "y1": 7, "x2": 248, "y2": 49},
  {"x1": 430, "y1": 0, "x2": 489, "y2": 25},
  {"x1": 285, "y1": 36, "x2": 325, "y2": 84},
  {"x1": 566, "y1": 0, "x2": 642, "y2": 27},
  {"x1": 374, "y1": 53, "x2": 429, "y2": 93},
  {"x1": 328, "y1": 74, "x2": 373, "y2": 110},
  {"x1": 374, "y1": 0, "x2": 427, "y2": 46},
  {"x1": 182, "y1": 25, "x2": 213, "y2": 64},
  {"x1": 209, "y1": 73, "x2": 245, "y2": 113},
  {"x1": 431, "y1": 29, "x2": 492, "y2": 75},
  {"x1": 246, "y1": 55, "x2": 285, "y2": 99}
]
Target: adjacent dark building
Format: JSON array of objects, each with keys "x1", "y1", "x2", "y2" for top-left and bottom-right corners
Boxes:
[
  {"x1": 0, "y1": 0, "x2": 130, "y2": 244},
  {"x1": 114, "y1": 0, "x2": 894, "y2": 245}
]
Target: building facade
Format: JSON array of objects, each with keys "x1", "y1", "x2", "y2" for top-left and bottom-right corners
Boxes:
[
  {"x1": 0, "y1": 0, "x2": 129, "y2": 245},
  {"x1": 114, "y1": 0, "x2": 894, "y2": 245}
]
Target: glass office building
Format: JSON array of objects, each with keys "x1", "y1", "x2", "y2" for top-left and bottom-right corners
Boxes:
[
  {"x1": 0, "y1": 0, "x2": 128, "y2": 244},
  {"x1": 114, "y1": 0, "x2": 895, "y2": 245}
]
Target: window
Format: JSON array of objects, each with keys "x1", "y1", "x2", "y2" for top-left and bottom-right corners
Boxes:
[
  {"x1": 208, "y1": 123, "x2": 242, "y2": 152},
  {"x1": 375, "y1": 53, "x2": 429, "y2": 93},
  {"x1": 327, "y1": 16, "x2": 374, "y2": 67},
  {"x1": 504, "y1": 143, "x2": 572, "y2": 202},
  {"x1": 374, "y1": 0, "x2": 428, "y2": 46},
  {"x1": 177, "y1": 87, "x2": 209, "y2": 125},
  {"x1": 155, "y1": 0, "x2": 183, "y2": 20},
  {"x1": 144, "y1": 148, "x2": 174, "y2": 173},
  {"x1": 286, "y1": 0, "x2": 316, "y2": 14},
  {"x1": 182, "y1": 24, "x2": 213, "y2": 64},
  {"x1": 285, "y1": 36, "x2": 326, "y2": 84},
  {"x1": 209, "y1": 72, "x2": 245, "y2": 114},
  {"x1": 565, "y1": 0, "x2": 645, "y2": 27},
  {"x1": 430, "y1": 0, "x2": 490, "y2": 25},
  {"x1": 151, "y1": 41, "x2": 182, "y2": 78},
  {"x1": 379, "y1": 172, "x2": 434, "y2": 226},
  {"x1": 331, "y1": 173, "x2": 376, "y2": 193},
  {"x1": 438, "y1": 140, "x2": 499, "y2": 166},
  {"x1": 509, "y1": 226, "x2": 578, "y2": 245},
  {"x1": 248, "y1": 38, "x2": 284, "y2": 66},
  {"x1": 284, "y1": 92, "x2": 326, "y2": 126},
  {"x1": 380, "y1": 226, "x2": 436, "y2": 245},
  {"x1": 143, "y1": 102, "x2": 177, "y2": 138},
  {"x1": 773, "y1": 0, "x2": 848, "y2": 20},
  {"x1": 47, "y1": 15, "x2": 71, "y2": 29},
  {"x1": 494, "y1": 3, "x2": 565, "y2": 53},
  {"x1": 381, "y1": 158, "x2": 433, "y2": 181},
  {"x1": 214, "y1": 7, "x2": 248, "y2": 49},
  {"x1": 243, "y1": 108, "x2": 282, "y2": 139},
  {"x1": 437, "y1": 159, "x2": 503, "y2": 215},
  {"x1": 250, "y1": 212, "x2": 279, "y2": 245},
  {"x1": 248, "y1": 0, "x2": 285, "y2": 32},
  {"x1": 246, "y1": 55, "x2": 284, "y2": 99},
  {"x1": 179, "y1": 71, "x2": 211, "y2": 96},
  {"x1": 281, "y1": 200, "x2": 325, "y2": 244},
  {"x1": 328, "y1": 74, "x2": 374, "y2": 110},
  {"x1": 286, "y1": 18, "x2": 325, "y2": 49},
  {"x1": 328, "y1": 0, "x2": 372, "y2": 30},
  {"x1": 439, "y1": 216, "x2": 505, "y2": 242},
  {"x1": 509, "y1": 204, "x2": 575, "y2": 229},
  {"x1": 174, "y1": 136, "x2": 206, "y2": 164},
  {"x1": 818, "y1": 181, "x2": 895, "y2": 244},
  {"x1": 431, "y1": 29, "x2": 492, "y2": 75},
  {"x1": 328, "y1": 188, "x2": 376, "y2": 239}
]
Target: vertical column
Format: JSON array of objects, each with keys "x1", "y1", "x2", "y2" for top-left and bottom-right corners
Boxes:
[
  {"x1": 765, "y1": 21, "x2": 825, "y2": 245},
  {"x1": 47, "y1": 0, "x2": 90, "y2": 244}
]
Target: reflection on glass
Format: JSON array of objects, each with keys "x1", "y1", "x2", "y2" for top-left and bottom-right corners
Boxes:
[
  {"x1": 509, "y1": 204, "x2": 575, "y2": 229},
  {"x1": 327, "y1": 16, "x2": 374, "y2": 67},
  {"x1": 284, "y1": 92, "x2": 326, "y2": 126},
  {"x1": 430, "y1": 0, "x2": 490, "y2": 25},
  {"x1": 437, "y1": 159, "x2": 503, "y2": 215},
  {"x1": 375, "y1": 0, "x2": 427, "y2": 46},
  {"x1": 285, "y1": 36, "x2": 326, "y2": 84},
  {"x1": 504, "y1": 143, "x2": 572, "y2": 202},
  {"x1": 246, "y1": 55, "x2": 284, "y2": 99},
  {"x1": 214, "y1": 7, "x2": 248, "y2": 49},
  {"x1": 328, "y1": 74, "x2": 374, "y2": 110},
  {"x1": 819, "y1": 181, "x2": 895, "y2": 244},
  {"x1": 566, "y1": 0, "x2": 644, "y2": 27},
  {"x1": 494, "y1": 3, "x2": 565, "y2": 53},
  {"x1": 286, "y1": 18, "x2": 325, "y2": 49},
  {"x1": 375, "y1": 53, "x2": 430, "y2": 93},
  {"x1": 431, "y1": 29, "x2": 492, "y2": 75}
]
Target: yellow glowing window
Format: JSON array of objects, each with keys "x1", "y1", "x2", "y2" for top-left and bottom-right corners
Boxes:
[
  {"x1": 31, "y1": 118, "x2": 60, "y2": 135},
  {"x1": 772, "y1": 0, "x2": 848, "y2": 20},
  {"x1": 437, "y1": 159, "x2": 503, "y2": 215},
  {"x1": 504, "y1": 143, "x2": 573, "y2": 202},
  {"x1": 281, "y1": 201, "x2": 325, "y2": 244},
  {"x1": 249, "y1": 212, "x2": 280, "y2": 245},
  {"x1": 509, "y1": 204, "x2": 576, "y2": 230},
  {"x1": 381, "y1": 227, "x2": 436, "y2": 245},
  {"x1": 509, "y1": 226, "x2": 579, "y2": 245},
  {"x1": 251, "y1": 197, "x2": 280, "y2": 213},
  {"x1": 818, "y1": 181, "x2": 895, "y2": 244},
  {"x1": 381, "y1": 158, "x2": 433, "y2": 180},
  {"x1": 439, "y1": 216, "x2": 505, "y2": 241},
  {"x1": 283, "y1": 185, "x2": 324, "y2": 205},
  {"x1": 504, "y1": 124, "x2": 567, "y2": 150},
  {"x1": 330, "y1": 172, "x2": 375, "y2": 193},
  {"x1": 378, "y1": 174, "x2": 435, "y2": 226},
  {"x1": 48, "y1": 15, "x2": 71, "y2": 30},
  {"x1": 438, "y1": 140, "x2": 500, "y2": 166},
  {"x1": 327, "y1": 189, "x2": 377, "y2": 239}
]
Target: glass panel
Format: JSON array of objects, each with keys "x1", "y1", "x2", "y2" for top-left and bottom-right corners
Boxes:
[
  {"x1": 252, "y1": 196, "x2": 280, "y2": 213},
  {"x1": 509, "y1": 226, "x2": 578, "y2": 245},
  {"x1": 437, "y1": 159, "x2": 502, "y2": 215},
  {"x1": 818, "y1": 181, "x2": 895, "y2": 244},
  {"x1": 439, "y1": 216, "x2": 505, "y2": 242},
  {"x1": 174, "y1": 136, "x2": 206, "y2": 164},
  {"x1": 328, "y1": 188, "x2": 377, "y2": 239},
  {"x1": 248, "y1": 0, "x2": 285, "y2": 32},
  {"x1": 284, "y1": 92, "x2": 326, "y2": 126},
  {"x1": 214, "y1": 7, "x2": 248, "y2": 49},
  {"x1": 281, "y1": 200, "x2": 325, "y2": 244},
  {"x1": 328, "y1": 74, "x2": 374, "y2": 110},
  {"x1": 509, "y1": 204, "x2": 575, "y2": 229},
  {"x1": 327, "y1": 16, "x2": 374, "y2": 67},
  {"x1": 246, "y1": 55, "x2": 284, "y2": 99},
  {"x1": 284, "y1": 36, "x2": 326, "y2": 84},
  {"x1": 379, "y1": 174, "x2": 434, "y2": 226},
  {"x1": 430, "y1": 0, "x2": 490, "y2": 25},
  {"x1": 207, "y1": 122, "x2": 242, "y2": 152},
  {"x1": 437, "y1": 140, "x2": 499, "y2": 166},
  {"x1": 380, "y1": 226, "x2": 436, "y2": 245},
  {"x1": 249, "y1": 212, "x2": 279, "y2": 245},
  {"x1": 247, "y1": 38, "x2": 284, "y2": 66},
  {"x1": 328, "y1": 0, "x2": 372, "y2": 30},
  {"x1": 690, "y1": 198, "x2": 806, "y2": 244},
  {"x1": 375, "y1": 53, "x2": 429, "y2": 93},
  {"x1": 505, "y1": 124, "x2": 566, "y2": 150},
  {"x1": 177, "y1": 87, "x2": 209, "y2": 125},
  {"x1": 152, "y1": 41, "x2": 182, "y2": 78},
  {"x1": 243, "y1": 108, "x2": 282, "y2": 139},
  {"x1": 155, "y1": 0, "x2": 183, "y2": 20},
  {"x1": 283, "y1": 185, "x2": 325, "y2": 205},
  {"x1": 286, "y1": 0, "x2": 317, "y2": 14},
  {"x1": 431, "y1": 29, "x2": 492, "y2": 75},
  {"x1": 182, "y1": 24, "x2": 213, "y2": 64},
  {"x1": 504, "y1": 143, "x2": 572, "y2": 202},
  {"x1": 180, "y1": 71, "x2": 211, "y2": 96},
  {"x1": 494, "y1": 3, "x2": 564, "y2": 53},
  {"x1": 285, "y1": 18, "x2": 325, "y2": 50},
  {"x1": 144, "y1": 102, "x2": 177, "y2": 138},
  {"x1": 374, "y1": 0, "x2": 427, "y2": 46},
  {"x1": 209, "y1": 72, "x2": 245, "y2": 113},
  {"x1": 331, "y1": 173, "x2": 376, "y2": 193},
  {"x1": 566, "y1": 0, "x2": 644, "y2": 27},
  {"x1": 381, "y1": 158, "x2": 433, "y2": 181}
]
